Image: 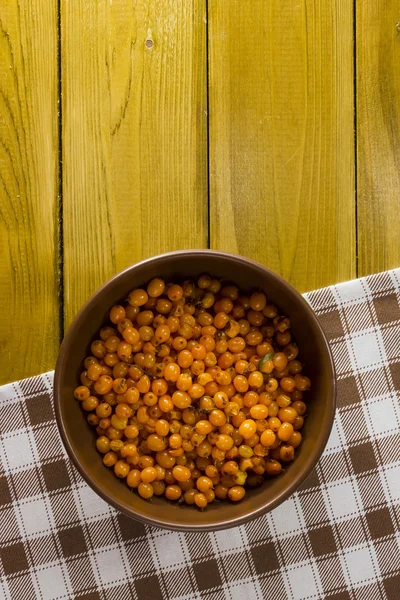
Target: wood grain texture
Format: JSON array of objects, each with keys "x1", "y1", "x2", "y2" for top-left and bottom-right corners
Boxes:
[
  {"x1": 208, "y1": 0, "x2": 356, "y2": 292},
  {"x1": 357, "y1": 1, "x2": 400, "y2": 275},
  {"x1": 62, "y1": 0, "x2": 208, "y2": 327},
  {"x1": 0, "y1": 1, "x2": 59, "y2": 384}
]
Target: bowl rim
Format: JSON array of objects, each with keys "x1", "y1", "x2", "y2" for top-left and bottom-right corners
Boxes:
[{"x1": 54, "y1": 249, "x2": 336, "y2": 531}]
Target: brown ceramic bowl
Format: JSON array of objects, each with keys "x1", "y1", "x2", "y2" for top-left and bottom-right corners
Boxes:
[{"x1": 54, "y1": 250, "x2": 336, "y2": 531}]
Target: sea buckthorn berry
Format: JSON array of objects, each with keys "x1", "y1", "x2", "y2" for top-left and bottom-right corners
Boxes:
[
  {"x1": 228, "y1": 485, "x2": 246, "y2": 501},
  {"x1": 216, "y1": 434, "x2": 234, "y2": 451},
  {"x1": 225, "y1": 319, "x2": 240, "y2": 338},
  {"x1": 151, "y1": 481, "x2": 165, "y2": 496},
  {"x1": 159, "y1": 394, "x2": 174, "y2": 413},
  {"x1": 245, "y1": 330, "x2": 263, "y2": 346},
  {"x1": 84, "y1": 356, "x2": 98, "y2": 369},
  {"x1": 247, "y1": 310, "x2": 264, "y2": 326},
  {"x1": 165, "y1": 484, "x2": 182, "y2": 501},
  {"x1": 268, "y1": 401, "x2": 279, "y2": 417},
  {"x1": 196, "y1": 476, "x2": 213, "y2": 493},
  {"x1": 126, "y1": 469, "x2": 141, "y2": 488},
  {"x1": 109, "y1": 305, "x2": 125, "y2": 323},
  {"x1": 94, "y1": 376, "x2": 113, "y2": 395},
  {"x1": 248, "y1": 371, "x2": 263, "y2": 389},
  {"x1": 214, "y1": 312, "x2": 229, "y2": 329},
  {"x1": 231, "y1": 411, "x2": 246, "y2": 428},
  {"x1": 103, "y1": 451, "x2": 118, "y2": 467},
  {"x1": 140, "y1": 467, "x2": 157, "y2": 483},
  {"x1": 249, "y1": 292, "x2": 267, "y2": 311},
  {"x1": 96, "y1": 436, "x2": 110, "y2": 454},
  {"x1": 277, "y1": 394, "x2": 291, "y2": 408},
  {"x1": 138, "y1": 482, "x2": 154, "y2": 499},
  {"x1": 195, "y1": 420, "x2": 213, "y2": 435},
  {"x1": 278, "y1": 407, "x2": 297, "y2": 424},
  {"x1": 156, "y1": 451, "x2": 175, "y2": 469},
  {"x1": 115, "y1": 403, "x2": 132, "y2": 419},
  {"x1": 137, "y1": 310, "x2": 154, "y2": 327},
  {"x1": 147, "y1": 434, "x2": 167, "y2": 452},
  {"x1": 188, "y1": 384, "x2": 204, "y2": 399},
  {"x1": 214, "y1": 484, "x2": 228, "y2": 499},
  {"x1": 214, "y1": 298, "x2": 233, "y2": 314},
  {"x1": 178, "y1": 350, "x2": 194, "y2": 368},
  {"x1": 265, "y1": 378, "x2": 278, "y2": 393},
  {"x1": 114, "y1": 460, "x2": 130, "y2": 478},
  {"x1": 292, "y1": 415, "x2": 304, "y2": 431},
  {"x1": 292, "y1": 400, "x2": 307, "y2": 415},
  {"x1": 205, "y1": 464, "x2": 219, "y2": 478},
  {"x1": 138, "y1": 455, "x2": 155, "y2": 469},
  {"x1": 120, "y1": 443, "x2": 138, "y2": 458},
  {"x1": 238, "y1": 419, "x2": 257, "y2": 439},
  {"x1": 265, "y1": 459, "x2": 282, "y2": 476},
  {"x1": 250, "y1": 404, "x2": 269, "y2": 420},
  {"x1": 218, "y1": 352, "x2": 235, "y2": 369},
  {"x1": 151, "y1": 378, "x2": 168, "y2": 396},
  {"x1": 124, "y1": 387, "x2": 139, "y2": 405},
  {"x1": 191, "y1": 343, "x2": 206, "y2": 360},
  {"x1": 204, "y1": 352, "x2": 217, "y2": 367},
  {"x1": 155, "y1": 419, "x2": 169, "y2": 437},
  {"x1": 294, "y1": 374, "x2": 311, "y2": 391},
  {"x1": 172, "y1": 465, "x2": 191, "y2": 482},
  {"x1": 194, "y1": 493, "x2": 207, "y2": 509},
  {"x1": 280, "y1": 444, "x2": 295, "y2": 462},
  {"x1": 221, "y1": 286, "x2": 239, "y2": 302},
  {"x1": 169, "y1": 433, "x2": 183, "y2": 449},
  {"x1": 233, "y1": 375, "x2": 249, "y2": 393},
  {"x1": 198, "y1": 274, "x2": 211, "y2": 289},
  {"x1": 80, "y1": 372, "x2": 93, "y2": 388},
  {"x1": 243, "y1": 391, "x2": 258, "y2": 409},
  {"x1": 268, "y1": 417, "x2": 281, "y2": 432},
  {"x1": 288, "y1": 430, "x2": 302, "y2": 448},
  {"x1": 280, "y1": 377, "x2": 296, "y2": 392},
  {"x1": 96, "y1": 403, "x2": 112, "y2": 419},
  {"x1": 215, "y1": 338, "x2": 228, "y2": 354},
  {"x1": 172, "y1": 390, "x2": 191, "y2": 410},
  {"x1": 273, "y1": 352, "x2": 288, "y2": 371},
  {"x1": 121, "y1": 327, "x2": 139, "y2": 345},
  {"x1": 263, "y1": 304, "x2": 277, "y2": 318},
  {"x1": 111, "y1": 378, "x2": 127, "y2": 395},
  {"x1": 87, "y1": 362, "x2": 104, "y2": 382},
  {"x1": 147, "y1": 278, "x2": 165, "y2": 297},
  {"x1": 167, "y1": 284, "x2": 183, "y2": 301},
  {"x1": 239, "y1": 319, "x2": 250, "y2": 336},
  {"x1": 164, "y1": 362, "x2": 180, "y2": 382},
  {"x1": 284, "y1": 342, "x2": 299, "y2": 361},
  {"x1": 260, "y1": 429, "x2": 276, "y2": 447},
  {"x1": 176, "y1": 373, "x2": 192, "y2": 391},
  {"x1": 277, "y1": 422, "x2": 294, "y2": 441},
  {"x1": 74, "y1": 386, "x2": 91, "y2": 401},
  {"x1": 208, "y1": 409, "x2": 226, "y2": 427},
  {"x1": 115, "y1": 342, "x2": 131, "y2": 363},
  {"x1": 213, "y1": 391, "x2": 229, "y2": 409},
  {"x1": 90, "y1": 340, "x2": 107, "y2": 358},
  {"x1": 128, "y1": 289, "x2": 148, "y2": 307},
  {"x1": 111, "y1": 414, "x2": 128, "y2": 430},
  {"x1": 289, "y1": 360, "x2": 303, "y2": 375}
]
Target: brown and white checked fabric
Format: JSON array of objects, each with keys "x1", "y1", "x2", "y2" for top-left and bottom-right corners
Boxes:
[{"x1": 1, "y1": 270, "x2": 400, "y2": 600}]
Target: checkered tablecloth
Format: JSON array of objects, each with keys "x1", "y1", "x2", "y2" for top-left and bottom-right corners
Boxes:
[{"x1": 1, "y1": 270, "x2": 399, "y2": 600}]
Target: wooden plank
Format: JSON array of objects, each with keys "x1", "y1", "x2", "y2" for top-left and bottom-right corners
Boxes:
[
  {"x1": 62, "y1": 0, "x2": 208, "y2": 327},
  {"x1": 0, "y1": 1, "x2": 59, "y2": 384},
  {"x1": 208, "y1": 0, "x2": 356, "y2": 292},
  {"x1": 357, "y1": 0, "x2": 400, "y2": 275}
]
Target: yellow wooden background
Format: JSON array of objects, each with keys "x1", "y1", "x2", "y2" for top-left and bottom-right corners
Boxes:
[{"x1": 1, "y1": 0, "x2": 399, "y2": 385}]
